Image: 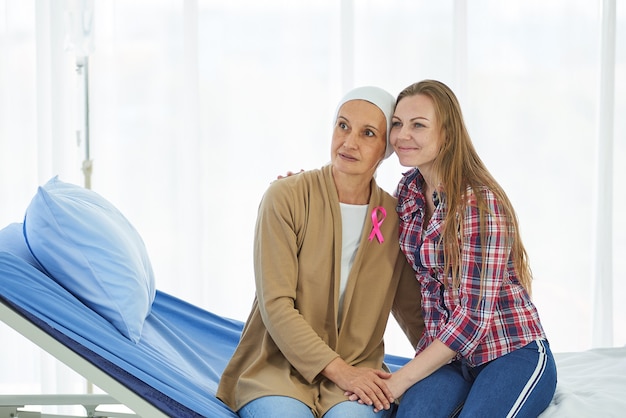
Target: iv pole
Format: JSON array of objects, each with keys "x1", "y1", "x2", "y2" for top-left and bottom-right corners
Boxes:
[
  {"x1": 65, "y1": 0, "x2": 94, "y2": 190},
  {"x1": 75, "y1": 56, "x2": 91, "y2": 189}
]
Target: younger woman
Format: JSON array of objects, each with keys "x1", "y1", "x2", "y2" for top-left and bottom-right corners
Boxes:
[{"x1": 382, "y1": 80, "x2": 556, "y2": 417}]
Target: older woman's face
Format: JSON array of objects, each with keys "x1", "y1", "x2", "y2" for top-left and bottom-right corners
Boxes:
[
  {"x1": 330, "y1": 99, "x2": 387, "y2": 178},
  {"x1": 390, "y1": 94, "x2": 441, "y2": 171}
]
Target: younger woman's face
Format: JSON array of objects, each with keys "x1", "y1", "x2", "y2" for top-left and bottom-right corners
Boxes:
[
  {"x1": 390, "y1": 94, "x2": 441, "y2": 171},
  {"x1": 331, "y1": 99, "x2": 387, "y2": 178}
]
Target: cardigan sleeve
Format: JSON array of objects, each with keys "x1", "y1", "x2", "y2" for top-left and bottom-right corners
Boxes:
[
  {"x1": 391, "y1": 256, "x2": 424, "y2": 351},
  {"x1": 253, "y1": 179, "x2": 339, "y2": 383}
]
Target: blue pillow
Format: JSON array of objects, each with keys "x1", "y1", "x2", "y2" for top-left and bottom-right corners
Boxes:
[
  {"x1": 0, "y1": 222, "x2": 45, "y2": 272},
  {"x1": 23, "y1": 176, "x2": 156, "y2": 343}
]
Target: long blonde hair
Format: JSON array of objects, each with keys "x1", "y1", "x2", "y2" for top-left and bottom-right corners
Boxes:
[{"x1": 397, "y1": 80, "x2": 533, "y2": 294}]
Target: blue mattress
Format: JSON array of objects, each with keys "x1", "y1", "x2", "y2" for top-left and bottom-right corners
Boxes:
[{"x1": 0, "y1": 251, "x2": 409, "y2": 417}]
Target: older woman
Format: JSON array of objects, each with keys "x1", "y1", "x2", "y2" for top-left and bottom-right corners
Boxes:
[{"x1": 216, "y1": 86, "x2": 423, "y2": 418}]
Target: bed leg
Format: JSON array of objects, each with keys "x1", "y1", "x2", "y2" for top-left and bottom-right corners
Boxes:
[
  {"x1": 0, "y1": 406, "x2": 20, "y2": 418},
  {"x1": 0, "y1": 407, "x2": 43, "y2": 418}
]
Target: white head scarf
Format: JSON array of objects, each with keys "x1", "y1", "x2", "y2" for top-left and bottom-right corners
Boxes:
[{"x1": 334, "y1": 86, "x2": 396, "y2": 159}]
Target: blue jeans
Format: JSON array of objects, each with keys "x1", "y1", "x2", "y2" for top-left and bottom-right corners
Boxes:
[
  {"x1": 238, "y1": 396, "x2": 396, "y2": 418},
  {"x1": 396, "y1": 340, "x2": 557, "y2": 418}
]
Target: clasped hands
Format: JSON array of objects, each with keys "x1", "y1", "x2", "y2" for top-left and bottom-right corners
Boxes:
[
  {"x1": 323, "y1": 358, "x2": 405, "y2": 413},
  {"x1": 343, "y1": 369, "x2": 406, "y2": 413}
]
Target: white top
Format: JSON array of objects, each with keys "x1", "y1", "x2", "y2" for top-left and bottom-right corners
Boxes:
[{"x1": 338, "y1": 203, "x2": 368, "y2": 325}]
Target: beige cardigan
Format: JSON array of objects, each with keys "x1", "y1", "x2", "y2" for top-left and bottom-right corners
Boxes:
[{"x1": 216, "y1": 165, "x2": 423, "y2": 416}]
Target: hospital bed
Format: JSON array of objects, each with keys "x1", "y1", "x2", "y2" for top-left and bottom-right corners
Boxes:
[
  {"x1": 0, "y1": 227, "x2": 409, "y2": 418},
  {"x1": 1, "y1": 178, "x2": 625, "y2": 417}
]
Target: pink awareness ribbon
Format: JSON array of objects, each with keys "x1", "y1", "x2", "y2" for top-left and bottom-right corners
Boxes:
[{"x1": 368, "y1": 206, "x2": 387, "y2": 244}]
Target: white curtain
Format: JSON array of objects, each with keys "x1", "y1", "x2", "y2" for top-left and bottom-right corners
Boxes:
[{"x1": 0, "y1": 0, "x2": 624, "y2": 398}]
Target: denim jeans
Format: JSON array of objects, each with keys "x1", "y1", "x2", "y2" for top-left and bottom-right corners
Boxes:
[
  {"x1": 238, "y1": 396, "x2": 396, "y2": 418},
  {"x1": 395, "y1": 340, "x2": 557, "y2": 418}
]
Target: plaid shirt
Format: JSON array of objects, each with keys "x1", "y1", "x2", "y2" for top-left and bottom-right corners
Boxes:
[{"x1": 396, "y1": 168, "x2": 546, "y2": 367}]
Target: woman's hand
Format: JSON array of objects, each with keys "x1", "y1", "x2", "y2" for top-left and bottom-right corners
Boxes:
[
  {"x1": 346, "y1": 372, "x2": 408, "y2": 412},
  {"x1": 322, "y1": 357, "x2": 394, "y2": 412},
  {"x1": 276, "y1": 169, "x2": 304, "y2": 180},
  {"x1": 348, "y1": 340, "x2": 457, "y2": 410}
]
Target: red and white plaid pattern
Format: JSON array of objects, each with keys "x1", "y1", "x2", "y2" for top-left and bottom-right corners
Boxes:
[{"x1": 396, "y1": 168, "x2": 546, "y2": 367}]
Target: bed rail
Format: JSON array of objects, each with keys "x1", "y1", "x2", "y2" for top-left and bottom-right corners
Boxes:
[
  {"x1": 0, "y1": 301, "x2": 167, "y2": 418},
  {"x1": 0, "y1": 393, "x2": 136, "y2": 418}
]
